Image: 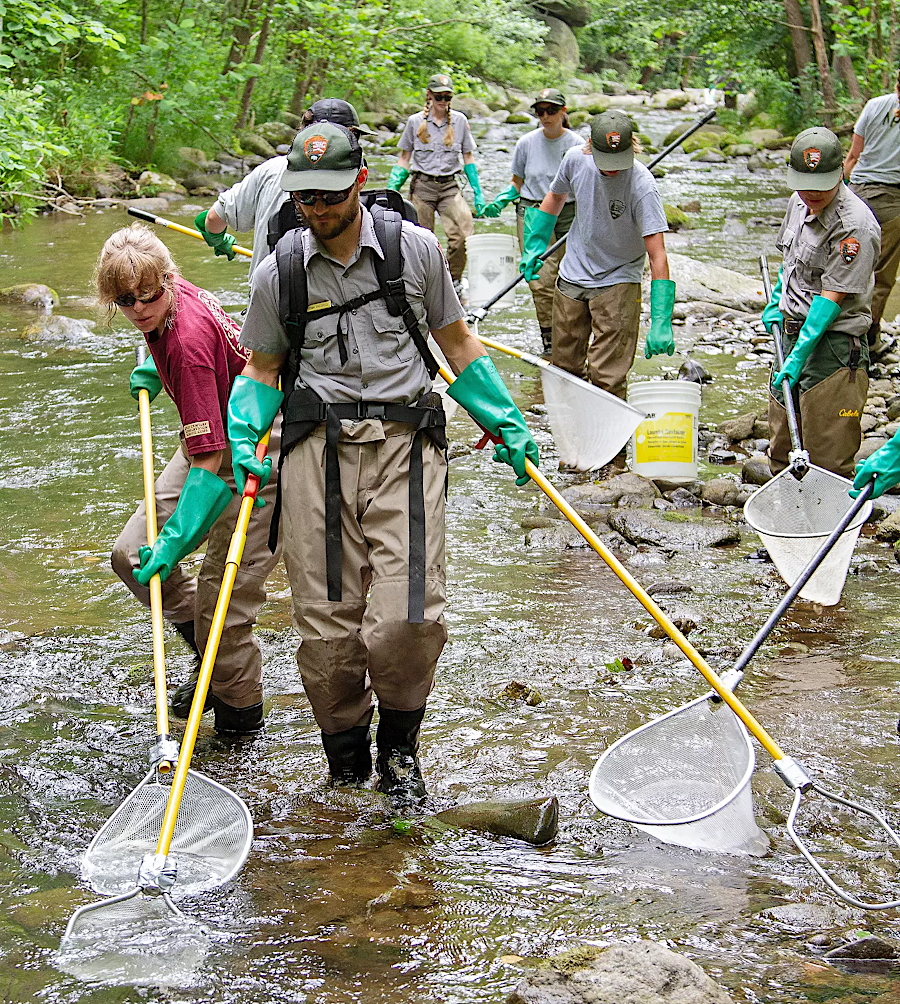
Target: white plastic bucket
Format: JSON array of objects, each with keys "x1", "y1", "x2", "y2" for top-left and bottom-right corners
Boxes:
[
  {"x1": 627, "y1": 380, "x2": 701, "y2": 480},
  {"x1": 465, "y1": 233, "x2": 519, "y2": 308}
]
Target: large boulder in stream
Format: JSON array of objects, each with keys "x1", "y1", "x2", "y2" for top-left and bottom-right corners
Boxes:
[
  {"x1": 21, "y1": 314, "x2": 97, "y2": 343},
  {"x1": 659, "y1": 253, "x2": 767, "y2": 311},
  {"x1": 608, "y1": 509, "x2": 741, "y2": 550},
  {"x1": 0, "y1": 283, "x2": 59, "y2": 310},
  {"x1": 435, "y1": 796, "x2": 558, "y2": 845},
  {"x1": 506, "y1": 941, "x2": 734, "y2": 1004}
]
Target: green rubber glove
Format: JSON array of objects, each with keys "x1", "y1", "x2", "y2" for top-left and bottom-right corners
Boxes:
[
  {"x1": 194, "y1": 210, "x2": 236, "y2": 260},
  {"x1": 227, "y1": 374, "x2": 284, "y2": 506},
  {"x1": 761, "y1": 267, "x2": 784, "y2": 335},
  {"x1": 520, "y1": 207, "x2": 556, "y2": 281},
  {"x1": 130, "y1": 353, "x2": 163, "y2": 402},
  {"x1": 463, "y1": 163, "x2": 486, "y2": 216},
  {"x1": 387, "y1": 165, "x2": 410, "y2": 192},
  {"x1": 447, "y1": 355, "x2": 539, "y2": 486},
  {"x1": 645, "y1": 279, "x2": 676, "y2": 358},
  {"x1": 481, "y1": 183, "x2": 520, "y2": 219},
  {"x1": 772, "y1": 295, "x2": 842, "y2": 389},
  {"x1": 134, "y1": 467, "x2": 232, "y2": 585},
  {"x1": 851, "y1": 433, "x2": 900, "y2": 499}
]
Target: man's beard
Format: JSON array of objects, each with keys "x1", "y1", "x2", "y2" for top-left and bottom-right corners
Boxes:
[{"x1": 301, "y1": 190, "x2": 360, "y2": 241}]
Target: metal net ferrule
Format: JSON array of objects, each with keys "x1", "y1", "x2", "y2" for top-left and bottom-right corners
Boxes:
[
  {"x1": 150, "y1": 737, "x2": 180, "y2": 770},
  {"x1": 774, "y1": 756, "x2": 813, "y2": 792},
  {"x1": 138, "y1": 852, "x2": 178, "y2": 895}
]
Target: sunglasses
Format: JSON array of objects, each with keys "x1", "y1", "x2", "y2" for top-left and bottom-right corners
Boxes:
[
  {"x1": 114, "y1": 284, "x2": 167, "y2": 308},
  {"x1": 431, "y1": 93, "x2": 452, "y2": 103},
  {"x1": 534, "y1": 105, "x2": 560, "y2": 117},
  {"x1": 293, "y1": 184, "x2": 354, "y2": 206}
]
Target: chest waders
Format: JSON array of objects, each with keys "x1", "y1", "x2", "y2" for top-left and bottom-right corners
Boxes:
[{"x1": 268, "y1": 204, "x2": 445, "y2": 624}]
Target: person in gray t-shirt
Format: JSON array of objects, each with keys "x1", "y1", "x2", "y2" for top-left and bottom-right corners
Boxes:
[
  {"x1": 521, "y1": 111, "x2": 674, "y2": 420},
  {"x1": 843, "y1": 68, "x2": 900, "y2": 346},
  {"x1": 481, "y1": 87, "x2": 583, "y2": 354}
]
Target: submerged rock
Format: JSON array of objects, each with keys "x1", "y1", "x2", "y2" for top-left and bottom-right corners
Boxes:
[
  {"x1": 663, "y1": 252, "x2": 766, "y2": 311},
  {"x1": 436, "y1": 796, "x2": 559, "y2": 846},
  {"x1": 21, "y1": 314, "x2": 97, "y2": 342},
  {"x1": 825, "y1": 934, "x2": 900, "y2": 961},
  {"x1": 608, "y1": 509, "x2": 741, "y2": 550},
  {"x1": 506, "y1": 941, "x2": 734, "y2": 1004},
  {"x1": 677, "y1": 358, "x2": 712, "y2": 383},
  {"x1": 0, "y1": 283, "x2": 59, "y2": 309}
]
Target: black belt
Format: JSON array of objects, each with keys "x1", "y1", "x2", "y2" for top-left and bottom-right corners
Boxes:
[{"x1": 413, "y1": 171, "x2": 458, "y2": 183}]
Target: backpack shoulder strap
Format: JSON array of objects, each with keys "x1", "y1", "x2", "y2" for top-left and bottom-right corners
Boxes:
[
  {"x1": 369, "y1": 206, "x2": 439, "y2": 379},
  {"x1": 267, "y1": 198, "x2": 301, "y2": 253},
  {"x1": 275, "y1": 228, "x2": 307, "y2": 360}
]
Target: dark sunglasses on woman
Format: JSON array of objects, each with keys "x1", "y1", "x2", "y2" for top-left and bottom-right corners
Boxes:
[{"x1": 114, "y1": 285, "x2": 168, "y2": 307}]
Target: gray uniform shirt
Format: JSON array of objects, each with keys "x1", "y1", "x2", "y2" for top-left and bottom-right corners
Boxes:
[
  {"x1": 399, "y1": 109, "x2": 476, "y2": 175},
  {"x1": 511, "y1": 128, "x2": 582, "y2": 202},
  {"x1": 549, "y1": 149, "x2": 668, "y2": 287},
  {"x1": 213, "y1": 156, "x2": 289, "y2": 276},
  {"x1": 776, "y1": 186, "x2": 881, "y2": 336},
  {"x1": 240, "y1": 206, "x2": 465, "y2": 404},
  {"x1": 850, "y1": 93, "x2": 900, "y2": 185}
]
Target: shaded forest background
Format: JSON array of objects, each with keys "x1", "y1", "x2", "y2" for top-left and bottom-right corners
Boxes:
[{"x1": 1, "y1": 0, "x2": 897, "y2": 221}]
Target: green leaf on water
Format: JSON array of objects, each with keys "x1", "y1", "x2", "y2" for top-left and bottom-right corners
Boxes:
[{"x1": 604, "y1": 658, "x2": 633, "y2": 674}]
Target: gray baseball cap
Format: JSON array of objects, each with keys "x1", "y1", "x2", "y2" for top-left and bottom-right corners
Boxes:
[
  {"x1": 590, "y1": 110, "x2": 634, "y2": 170},
  {"x1": 308, "y1": 97, "x2": 373, "y2": 135},
  {"x1": 280, "y1": 123, "x2": 363, "y2": 191},
  {"x1": 787, "y1": 127, "x2": 843, "y2": 191}
]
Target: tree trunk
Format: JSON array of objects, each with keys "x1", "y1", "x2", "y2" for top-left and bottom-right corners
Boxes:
[
  {"x1": 835, "y1": 54, "x2": 864, "y2": 100},
  {"x1": 141, "y1": 0, "x2": 149, "y2": 44},
  {"x1": 783, "y1": 0, "x2": 813, "y2": 73},
  {"x1": 234, "y1": 5, "x2": 272, "y2": 131},
  {"x1": 807, "y1": 0, "x2": 837, "y2": 125},
  {"x1": 891, "y1": 0, "x2": 900, "y2": 71},
  {"x1": 638, "y1": 65, "x2": 655, "y2": 87},
  {"x1": 680, "y1": 52, "x2": 697, "y2": 89},
  {"x1": 222, "y1": 0, "x2": 255, "y2": 75}
]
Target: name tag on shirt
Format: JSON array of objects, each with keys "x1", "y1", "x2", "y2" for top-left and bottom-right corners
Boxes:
[
  {"x1": 308, "y1": 300, "x2": 332, "y2": 312},
  {"x1": 183, "y1": 420, "x2": 212, "y2": 439}
]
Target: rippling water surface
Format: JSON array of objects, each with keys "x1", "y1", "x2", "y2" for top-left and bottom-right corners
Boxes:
[{"x1": 1, "y1": 110, "x2": 899, "y2": 1003}]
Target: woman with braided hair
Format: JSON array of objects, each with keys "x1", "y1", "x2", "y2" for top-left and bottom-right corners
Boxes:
[
  {"x1": 388, "y1": 73, "x2": 485, "y2": 292},
  {"x1": 843, "y1": 67, "x2": 900, "y2": 348}
]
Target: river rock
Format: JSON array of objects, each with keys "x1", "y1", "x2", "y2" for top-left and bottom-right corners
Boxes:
[
  {"x1": 561, "y1": 473, "x2": 659, "y2": 510},
  {"x1": 856, "y1": 437, "x2": 887, "y2": 462},
  {"x1": 436, "y1": 796, "x2": 559, "y2": 846},
  {"x1": 721, "y1": 216, "x2": 748, "y2": 236},
  {"x1": 21, "y1": 314, "x2": 97, "y2": 342},
  {"x1": 746, "y1": 128, "x2": 783, "y2": 145},
  {"x1": 825, "y1": 934, "x2": 900, "y2": 961},
  {"x1": 678, "y1": 359, "x2": 712, "y2": 383},
  {"x1": 506, "y1": 941, "x2": 734, "y2": 1004},
  {"x1": 256, "y1": 120, "x2": 297, "y2": 147},
  {"x1": 138, "y1": 170, "x2": 185, "y2": 194},
  {"x1": 452, "y1": 95, "x2": 493, "y2": 118},
  {"x1": 664, "y1": 253, "x2": 766, "y2": 310},
  {"x1": 701, "y1": 478, "x2": 742, "y2": 507},
  {"x1": 747, "y1": 152, "x2": 780, "y2": 172},
  {"x1": 725, "y1": 143, "x2": 756, "y2": 157},
  {"x1": 608, "y1": 509, "x2": 740, "y2": 549},
  {"x1": 526, "y1": 523, "x2": 590, "y2": 548},
  {"x1": 238, "y1": 131, "x2": 278, "y2": 158},
  {"x1": 0, "y1": 283, "x2": 59, "y2": 309},
  {"x1": 125, "y1": 196, "x2": 171, "y2": 214},
  {"x1": 875, "y1": 510, "x2": 900, "y2": 542},
  {"x1": 742, "y1": 455, "x2": 772, "y2": 485},
  {"x1": 693, "y1": 148, "x2": 726, "y2": 163},
  {"x1": 761, "y1": 902, "x2": 861, "y2": 930},
  {"x1": 717, "y1": 412, "x2": 756, "y2": 442}
]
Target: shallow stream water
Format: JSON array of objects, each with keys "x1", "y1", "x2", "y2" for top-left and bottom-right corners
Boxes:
[{"x1": 2, "y1": 109, "x2": 900, "y2": 1002}]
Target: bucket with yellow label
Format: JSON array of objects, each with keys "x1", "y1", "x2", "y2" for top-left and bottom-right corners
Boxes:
[{"x1": 627, "y1": 379, "x2": 701, "y2": 480}]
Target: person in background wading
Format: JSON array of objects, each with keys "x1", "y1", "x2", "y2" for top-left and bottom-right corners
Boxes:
[
  {"x1": 843, "y1": 69, "x2": 900, "y2": 350},
  {"x1": 762, "y1": 127, "x2": 880, "y2": 479},
  {"x1": 226, "y1": 123, "x2": 538, "y2": 806},
  {"x1": 522, "y1": 110, "x2": 674, "y2": 469},
  {"x1": 102, "y1": 224, "x2": 281, "y2": 734},
  {"x1": 193, "y1": 99, "x2": 371, "y2": 278},
  {"x1": 388, "y1": 73, "x2": 485, "y2": 294},
  {"x1": 481, "y1": 87, "x2": 582, "y2": 356}
]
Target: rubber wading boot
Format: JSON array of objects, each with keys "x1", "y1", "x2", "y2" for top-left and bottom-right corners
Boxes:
[
  {"x1": 322, "y1": 720, "x2": 373, "y2": 788},
  {"x1": 169, "y1": 621, "x2": 212, "y2": 719},
  {"x1": 540, "y1": 327, "x2": 553, "y2": 356},
  {"x1": 374, "y1": 706, "x2": 427, "y2": 807},
  {"x1": 211, "y1": 694, "x2": 264, "y2": 736}
]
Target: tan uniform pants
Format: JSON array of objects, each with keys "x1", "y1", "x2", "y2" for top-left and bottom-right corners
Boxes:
[
  {"x1": 551, "y1": 281, "x2": 642, "y2": 399},
  {"x1": 281, "y1": 419, "x2": 448, "y2": 735},
  {"x1": 849, "y1": 185, "x2": 900, "y2": 332},
  {"x1": 410, "y1": 174, "x2": 474, "y2": 282},
  {"x1": 768, "y1": 368, "x2": 868, "y2": 480},
  {"x1": 111, "y1": 421, "x2": 282, "y2": 707}
]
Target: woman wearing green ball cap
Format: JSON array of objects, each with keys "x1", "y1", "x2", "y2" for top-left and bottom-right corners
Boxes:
[{"x1": 389, "y1": 73, "x2": 484, "y2": 289}]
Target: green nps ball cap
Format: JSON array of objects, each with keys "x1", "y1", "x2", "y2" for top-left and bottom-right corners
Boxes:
[
  {"x1": 531, "y1": 87, "x2": 566, "y2": 109},
  {"x1": 427, "y1": 73, "x2": 454, "y2": 94},
  {"x1": 590, "y1": 110, "x2": 634, "y2": 170},
  {"x1": 280, "y1": 122, "x2": 363, "y2": 192},
  {"x1": 787, "y1": 127, "x2": 843, "y2": 192}
]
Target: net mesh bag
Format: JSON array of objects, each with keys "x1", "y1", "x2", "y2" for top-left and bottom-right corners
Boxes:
[
  {"x1": 590, "y1": 694, "x2": 767, "y2": 854},
  {"x1": 743, "y1": 465, "x2": 872, "y2": 606},
  {"x1": 58, "y1": 891, "x2": 209, "y2": 986},
  {"x1": 540, "y1": 366, "x2": 644, "y2": 471},
  {"x1": 81, "y1": 769, "x2": 252, "y2": 898}
]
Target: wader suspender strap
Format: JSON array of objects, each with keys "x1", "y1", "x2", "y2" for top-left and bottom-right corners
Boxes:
[{"x1": 849, "y1": 335, "x2": 861, "y2": 378}]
